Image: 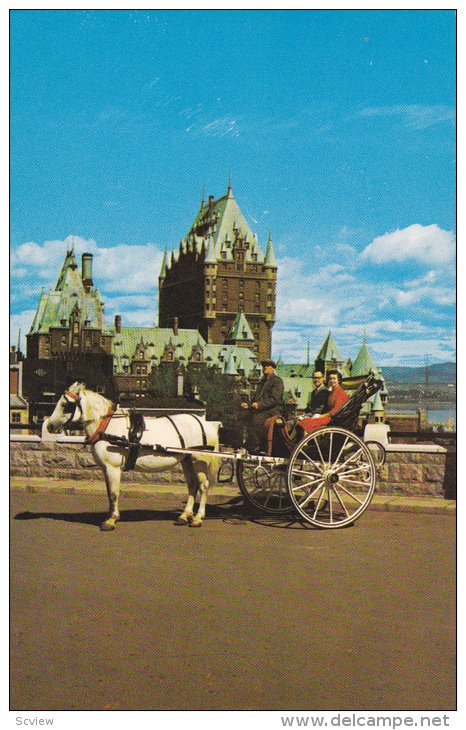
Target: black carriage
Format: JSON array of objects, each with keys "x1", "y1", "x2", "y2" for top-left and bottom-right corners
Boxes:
[{"x1": 236, "y1": 373, "x2": 385, "y2": 528}]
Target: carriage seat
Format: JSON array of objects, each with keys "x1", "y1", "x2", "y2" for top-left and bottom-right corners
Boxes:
[{"x1": 268, "y1": 373, "x2": 384, "y2": 456}]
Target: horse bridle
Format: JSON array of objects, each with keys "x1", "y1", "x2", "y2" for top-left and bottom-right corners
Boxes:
[{"x1": 62, "y1": 389, "x2": 83, "y2": 426}]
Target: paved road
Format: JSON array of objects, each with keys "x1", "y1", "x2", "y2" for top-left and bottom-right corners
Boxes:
[{"x1": 10, "y1": 490, "x2": 455, "y2": 711}]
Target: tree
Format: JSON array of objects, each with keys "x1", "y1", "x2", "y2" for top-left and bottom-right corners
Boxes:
[{"x1": 186, "y1": 367, "x2": 245, "y2": 447}]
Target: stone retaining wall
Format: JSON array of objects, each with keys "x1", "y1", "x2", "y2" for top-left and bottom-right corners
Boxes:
[
  {"x1": 378, "y1": 448, "x2": 454, "y2": 498},
  {"x1": 9, "y1": 441, "x2": 185, "y2": 484},
  {"x1": 10, "y1": 440, "x2": 456, "y2": 498}
]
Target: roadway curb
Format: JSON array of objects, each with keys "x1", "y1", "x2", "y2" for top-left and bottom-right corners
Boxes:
[{"x1": 10, "y1": 478, "x2": 456, "y2": 515}]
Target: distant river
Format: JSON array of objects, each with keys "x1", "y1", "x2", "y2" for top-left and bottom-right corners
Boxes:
[{"x1": 388, "y1": 405, "x2": 456, "y2": 427}]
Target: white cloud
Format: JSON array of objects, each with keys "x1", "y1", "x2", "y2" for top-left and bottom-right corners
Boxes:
[
  {"x1": 11, "y1": 236, "x2": 163, "y2": 295},
  {"x1": 369, "y1": 337, "x2": 456, "y2": 367},
  {"x1": 360, "y1": 224, "x2": 455, "y2": 266},
  {"x1": 10, "y1": 236, "x2": 165, "y2": 345},
  {"x1": 10, "y1": 310, "x2": 38, "y2": 350},
  {"x1": 196, "y1": 117, "x2": 240, "y2": 138},
  {"x1": 356, "y1": 104, "x2": 455, "y2": 130}
]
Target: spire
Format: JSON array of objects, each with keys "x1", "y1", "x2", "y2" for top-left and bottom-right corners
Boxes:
[
  {"x1": 227, "y1": 173, "x2": 233, "y2": 198},
  {"x1": 316, "y1": 331, "x2": 341, "y2": 363},
  {"x1": 306, "y1": 340, "x2": 310, "y2": 367},
  {"x1": 264, "y1": 232, "x2": 277, "y2": 268},
  {"x1": 204, "y1": 234, "x2": 217, "y2": 264},
  {"x1": 351, "y1": 338, "x2": 378, "y2": 376},
  {"x1": 226, "y1": 310, "x2": 255, "y2": 342},
  {"x1": 159, "y1": 248, "x2": 168, "y2": 280},
  {"x1": 201, "y1": 185, "x2": 205, "y2": 207},
  {"x1": 224, "y1": 349, "x2": 238, "y2": 375}
]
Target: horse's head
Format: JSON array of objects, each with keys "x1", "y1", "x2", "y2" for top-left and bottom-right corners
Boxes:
[{"x1": 46, "y1": 382, "x2": 85, "y2": 433}]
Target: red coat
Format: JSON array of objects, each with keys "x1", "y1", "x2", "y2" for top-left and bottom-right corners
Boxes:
[{"x1": 299, "y1": 385, "x2": 349, "y2": 434}]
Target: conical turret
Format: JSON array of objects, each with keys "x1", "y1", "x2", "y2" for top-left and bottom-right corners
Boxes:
[
  {"x1": 204, "y1": 234, "x2": 217, "y2": 264},
  {"x1": 224, "y1": 350, "x2": 238, "y2": 376},
  {"x1": 351, "y1": 339, "x2": 378, "y2": 376},
  {"x1": 264, "y1": 233, "x2": 277, "y2": 269}
]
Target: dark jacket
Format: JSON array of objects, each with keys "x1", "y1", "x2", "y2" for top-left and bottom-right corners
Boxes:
[
  {"x1": 308, "y1": 384, "x2": 329, "y2": 415},
  {"x1": 252, "y1": 373, "x2": 284, "y2": 417}
]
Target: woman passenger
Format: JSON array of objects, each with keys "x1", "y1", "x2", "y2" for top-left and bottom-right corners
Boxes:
[{"x1": 298, "y1": 369, "x2": 349, "y2": 434}]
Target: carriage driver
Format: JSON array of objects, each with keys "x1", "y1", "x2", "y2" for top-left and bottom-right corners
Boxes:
[{"x1": 241, "y1": 359, "x2": 284, "y2": 454}]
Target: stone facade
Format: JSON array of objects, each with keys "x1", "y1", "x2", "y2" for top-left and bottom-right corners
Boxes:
[{"x1": 158, "y1": 185, "x2": 277, "y2": 361}]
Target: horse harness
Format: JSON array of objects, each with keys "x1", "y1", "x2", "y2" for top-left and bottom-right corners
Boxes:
[{"x1": 73, "y1": 396, "x2": 210, "y2": 471}]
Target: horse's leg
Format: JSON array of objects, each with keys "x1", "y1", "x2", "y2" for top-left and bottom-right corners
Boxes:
[
  {"x1": 190, "y1": 460, "x2": 210, "y2": 528},
  {"x1": 101, "y1": 463, "x2": 122, "y2": 531},
  {"x1": 177, "y1": 457, "x2": 198, "y2": 525}
]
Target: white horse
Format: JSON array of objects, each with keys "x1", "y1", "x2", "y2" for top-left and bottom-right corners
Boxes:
[{"x1": 46, "y1": 382, "x2": 222, "y2": 531}]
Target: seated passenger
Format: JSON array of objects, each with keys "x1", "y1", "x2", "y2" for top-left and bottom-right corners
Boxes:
[
  {"x1": 298, "y1": 370, "x2": 349, "y2": 434},
  {"x1": 241, "y1": 359, "x2": 284, "y2": 453},
  {"x1": 305, "y1": 370, "x2": 329, "y2": 416}
]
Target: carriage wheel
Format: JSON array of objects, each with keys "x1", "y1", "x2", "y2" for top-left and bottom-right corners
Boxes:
[
  {"x1": 286, "y1": 427, "x2": 376, "y2": 528},
  {"x1": 365, "y1": 440, "x2": 386, "y2": 468},
  {"x1": 237, "y1": 458, "x2": 294, "y2": 514}
]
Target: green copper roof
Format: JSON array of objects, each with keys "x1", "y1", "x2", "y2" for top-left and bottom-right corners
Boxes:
[
  {"x1": 183, "y1": 184, "x2": 265, "y2": 265},
  {"x1": 224, "y1": 350, "x2": 239, "y2": 375},
  {"x1": 112, "y1": 326, "x2": 258, "y2": 376},
  {"x1": 371, "y1": 391, "x2": 383, "y2": 411},
  {"x1": 29, "y1": 249, "x2": 106, "y2": 334},
  {"x1": 264, "y1": 233, "x2": 278, "y2": 268},
  {"x1": 316, "y1": 332, "x2": 341, "y2": 363},
  {"x1": 281, "y1": 376, "x2": 313, "y2": 410},
  {"x1": 204, "y1": 233, "x2": 217, "y2": 264},
  {"x1": 227, "y1": 310, "x2": 255, "y2": 342},
  {"x1": 276, "y1": 363, "x2": 315, "y2": 378},
  {"x1": 351, "y1": 341, "x2": 378, "y2": 376}
]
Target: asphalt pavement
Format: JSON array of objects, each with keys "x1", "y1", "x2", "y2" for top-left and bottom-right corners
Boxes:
[{"x1": 10, "y1": 487, "x2": 456, "y2": 711}]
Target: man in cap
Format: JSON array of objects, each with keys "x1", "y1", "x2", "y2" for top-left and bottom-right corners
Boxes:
[{"x1": 241, "y1": 359, "x2": 284, "y2": 453}]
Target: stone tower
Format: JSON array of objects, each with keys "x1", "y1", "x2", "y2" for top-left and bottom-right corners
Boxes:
[{"x1": 158, "y1": 182, "x2": 277, "y2": 360}]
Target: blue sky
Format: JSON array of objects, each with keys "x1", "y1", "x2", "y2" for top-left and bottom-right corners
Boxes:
[{"x1": 10, "y1": 9, "x2": 456, "y2": 366}]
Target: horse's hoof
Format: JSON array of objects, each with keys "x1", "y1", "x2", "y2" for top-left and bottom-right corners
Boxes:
[
  {"x1": 176, "y1": 515, "x2": 189, "y2": 526},
  {"x1": 100, "y1": 519, "x2": 116, "y2": 531},
  {"x1": 189, "y1": 519, "x2": 203, "y2": 528}
]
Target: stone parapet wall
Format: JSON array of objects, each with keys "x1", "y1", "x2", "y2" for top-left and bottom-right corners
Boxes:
[
  {"x1": 9, "y1": 441, "x2": 184, "y2": 484},
  {"x1": 10, "y1": 440, "x2": 456, "y2": 498},
  {"x1": 377, "y1": 447, "x2": 455, "y2": 498}
]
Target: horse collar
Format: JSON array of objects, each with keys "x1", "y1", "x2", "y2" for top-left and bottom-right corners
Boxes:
[{"x1": 85, "y1": 407, "x2": 116, "y2": 445}]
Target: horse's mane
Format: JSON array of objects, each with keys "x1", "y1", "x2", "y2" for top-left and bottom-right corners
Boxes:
[{"x1": 81, "y1": 387, "x2": 114, "y2": 417}]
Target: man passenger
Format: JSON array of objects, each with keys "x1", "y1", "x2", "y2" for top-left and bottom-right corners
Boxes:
[{"x1": 306, "y1": 370, "x2": 329, "y2": 416}]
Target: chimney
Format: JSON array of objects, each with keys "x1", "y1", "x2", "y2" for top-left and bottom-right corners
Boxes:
[
  {"x1": 115, "y1": 315, "x2": 121, "y2": 334},
  {"x1": 176, "y1": 365, "x2": 184, "y2": 397},
  {"x1": 82, "y1": 253, "x2": 93, "y2": 290},
  {"x1": 173, "y1": 317, "x2": 179, "y2": 336}
]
